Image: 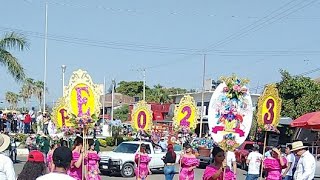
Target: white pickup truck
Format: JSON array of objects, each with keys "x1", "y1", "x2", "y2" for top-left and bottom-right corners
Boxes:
[{"x1": 99, "y1": 141, "x2": 181, "y2": 177}]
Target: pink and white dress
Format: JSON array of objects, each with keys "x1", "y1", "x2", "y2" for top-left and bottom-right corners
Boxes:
[
  {"x1": 134, "y1": 153, "x2": 151, "y2": 179},
  {"x1": 264, "y1": 157, "x2": 287, "y2": 180},
  {"x1": 68, "y1": 151, "x2": 82, "y2": 180},
  {"x1": 202, "y1": 164, "x2": 235, "y2": 180},
  {"x1": 85, "y1": 151, "x2": 101, "y2": 180},
  {"x1": 179, "y1": 157, "x2": 200, "y2": 180}
]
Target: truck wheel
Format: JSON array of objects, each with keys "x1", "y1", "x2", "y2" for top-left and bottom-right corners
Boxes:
[{"x1": 121, "y1": 163, "x2": 135, "y2": 177}]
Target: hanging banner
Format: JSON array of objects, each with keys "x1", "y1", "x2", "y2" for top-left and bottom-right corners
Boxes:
[
  {"x1": 208, "y1": 76, "x2": 253, "y2": 151},
  {"x1": 173, "y1": 95, "x2": 198, "y2": 131},
  {"x1": 131, "y1": 100, "x2": 153, "y2": 131},
  {"x1": 52, "y1": 69, "x2": 103, "y2": 128},
  {"x1": 256, "y1": 84, "x2": 282, "y2": 132}
]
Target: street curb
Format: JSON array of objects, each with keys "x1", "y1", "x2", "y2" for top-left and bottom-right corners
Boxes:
[{"x1": 17, "y1": 148, "x2": 29, "y2": 156}]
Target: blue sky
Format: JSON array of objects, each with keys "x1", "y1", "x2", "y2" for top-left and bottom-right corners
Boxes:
[{"x1": 1, "y1": 0, "x2": 320, "y2": 108}]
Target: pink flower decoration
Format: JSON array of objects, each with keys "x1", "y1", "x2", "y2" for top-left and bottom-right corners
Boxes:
[
  {"x1": 233, "y1": 85, "x2": 241, "y2": 92},
  {"x1": 223, "y1": 87, "x2": 229, "y2": 92}
]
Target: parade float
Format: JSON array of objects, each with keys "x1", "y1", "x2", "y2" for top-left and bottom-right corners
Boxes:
[{"x1": 51, "y1": 69, "x2": 103, "y2": 179}]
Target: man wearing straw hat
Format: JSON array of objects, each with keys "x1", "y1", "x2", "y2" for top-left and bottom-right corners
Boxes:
[
  {"x1": 291, "y1": 141, "x2": 316, "y2": 180},
  {"x1": 0, "y1": 133, "x2": 16, "y2": 180}
]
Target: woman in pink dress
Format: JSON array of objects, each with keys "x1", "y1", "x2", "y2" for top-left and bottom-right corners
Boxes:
[
  {"x1": 85, "y1": 141, "x2": 101, "y2": 180},
  {"x1": 47, "y1": 143, "x2": 60, "y2": 172},
  {"x1": 179, "y1": 144, "x2": 200, "y2": 180},
  {"x1": 202, "y1": 147, "x2": 235, "y2": 180},
  {"x1": 68, "y1": 136, "x2": 84, "y2": 180},
  {"x1": 263, "y1": 147, "x2": 287, "y2": 180},
  {"x1": 134, "y1": 143, "x2": 152, "y2": 180}
]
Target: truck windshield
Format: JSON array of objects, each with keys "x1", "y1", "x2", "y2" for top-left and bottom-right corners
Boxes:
[{"x1": 113, "y1": 143, "x2": 139, "y2": 153}]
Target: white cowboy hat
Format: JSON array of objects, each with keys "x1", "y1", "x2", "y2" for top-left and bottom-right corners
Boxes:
[
  {"x1": 0, "y1": 134, "x2": 10, "y2": 152},
  {"x1": 291, "y1": 141, "x2": 308, "y2": 152}
]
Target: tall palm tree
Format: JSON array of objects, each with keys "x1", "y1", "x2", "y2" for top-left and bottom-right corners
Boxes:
[
  {"x1": 19, "y1": 78, "x2": 35, "y2": 110},
  {"x1": 33, "y1": 80, "x2": 48, "y2": 112},
  {"x1": 5, "y1": 91, "x2": 20, "y2": 110},
  {"x1": 0, "y1": 32, "x2": 29, "y2": 82}
]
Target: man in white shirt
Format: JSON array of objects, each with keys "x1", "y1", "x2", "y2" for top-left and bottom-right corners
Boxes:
[
  {"x1": 292, "y1": 141, "x2": 316, "y2": 180},
  {"x1": 36, "y1": 146, "x2": 75, "y2": 180},
  {"x1": 0, "y1": 133, "x2": 16, "y2": 180},
  {"x1": 226, "y1": 151, "x2": 237, "y2": 174},
  {"x1": 36, "y1": 112, "x2": 43, "y2": 134},
  {"x1": 246, "y1": 145, "x2": 262, "y2": 180},
  {"x1": 282, "y1": 144, "x2": 296, "y2": 180},
  {"x1": 159, "y1": 137, "x2": 168, "y2": 152}
]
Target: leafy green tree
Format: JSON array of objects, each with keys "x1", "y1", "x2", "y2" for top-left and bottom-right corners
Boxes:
[
  {"x1": 276, "y1": 70, "x2": 320, "y2": 119},
  {"x1": 0, "y1": 32, "x2": 28, "y2": 82},
  {"x1": 116, "y1": 81, "x2": 150, "y2": 98},
  {"x1": 114, "y1": 104, "x2": 129, "y2": 121},
  {"x1": 5, "y1": 91, "x2": 20, "y2": 109}
]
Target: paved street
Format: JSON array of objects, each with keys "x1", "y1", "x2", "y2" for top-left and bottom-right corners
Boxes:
[{"x1": 14, "y1": 156, "x2": 248, "y2": 180}]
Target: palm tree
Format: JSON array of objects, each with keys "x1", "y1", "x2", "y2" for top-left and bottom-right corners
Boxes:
[
  {"x1": 0, "y1": 32, "x2": 29, "y2": 82},
  {"x1": 5, "y1": 91, "x2": 20, "y2": 110},
  {"x1": 33, "y1": 80, "x2": 45, "y2": 112},
  {"x1": 19, "y1": 78, "x2": 35, "y2": 110}
]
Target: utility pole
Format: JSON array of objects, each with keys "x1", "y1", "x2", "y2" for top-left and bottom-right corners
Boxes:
[
  {"x1": 143, "y1": 69, "x2": 146, "y2": 101},
  {"x1": 199, "y1": 54, "x2": 206, "y2": 138},
  {"x1": 111, "y1": 79, "x2": 115, "y2": 121},
  {"x1": 102, "y1": 77, "x2": 106, "y2": 123},
  {"x1": 43, "y1": 1, "x2": 48, "y2": 113}
]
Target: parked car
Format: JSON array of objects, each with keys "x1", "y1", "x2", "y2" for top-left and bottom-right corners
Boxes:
[
  {"x1": 234, "y1": 141, "x2": 263, "y2": 170},
  {"x1": 99, "y1": 141, "x2": 181, "y2": 177}
]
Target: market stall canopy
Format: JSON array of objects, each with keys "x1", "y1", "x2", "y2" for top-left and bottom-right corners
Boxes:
[{"x1": 291, "y1": 111, "x2": 320, "y2": 129}]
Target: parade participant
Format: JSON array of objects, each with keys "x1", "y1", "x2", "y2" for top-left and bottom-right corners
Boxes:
[
  {"x1": 0, "y1": 133, "x2": 15, "y2": 180},
  {"x1": 162, "y1": 144, "x2": 177, "y2": 180},
  {"x1": 134, "y1": 143, "x2": 151, "y2": 180},
  {"x1": 226, "y1": 150, "x2": 237, "y2": 175},
  {"x1": 17, "y1": 150, "x2": 47, "y2": 180},
  {"x1": 202, "y1": 147, "x2": 235, "y2": 180},
  {"x1": 40, "y1": 134, "x2": 50, "y2": 156},
  {"x1": 263, "y1": 147, "x2": 287, "y2": 180},
  {"x1": 282, "y1": 145, "x2": 295, "y2": 180},
  {"x1": 246, "y1": 145, "x2": 262, "y2": 180},
  {"x1": 36, "y1": 146, "x2": 75, "y2": 180},
  {"x1": 47, "y1": 143, "x2": 60, "y2": 172},
  {"x1": 291, "y1": 141, "x2": 316, "y2": 180},
  {"x1": 85, "y1": 140, "x2": 101, "y2": 180},
  {"x1": 179, "y1": 144, "x2": 200, "y2": 180},
  {"x1": 68, "y1": 136, "x2": 84, "y2": 180}
]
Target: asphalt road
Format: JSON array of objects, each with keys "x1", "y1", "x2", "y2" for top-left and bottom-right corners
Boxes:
[{"x1": 13, "y1": 156, "x2": 248, "y2": 180}]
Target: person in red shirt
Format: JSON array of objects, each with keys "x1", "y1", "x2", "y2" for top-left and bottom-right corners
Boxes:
[{"x1": 24, "y1": 113, "x2": 31, "y2": 134}]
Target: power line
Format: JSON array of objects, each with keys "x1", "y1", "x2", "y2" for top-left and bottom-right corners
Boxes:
[
  {"x1": 251, "y1": 67, "x2": 320, "y2": 91},
  {"x1": 204, "y1": 0, "x2": 317, "y2": 53},
  {"x1": 2, "y1": 26, "x2": 320, "y2": 56}
]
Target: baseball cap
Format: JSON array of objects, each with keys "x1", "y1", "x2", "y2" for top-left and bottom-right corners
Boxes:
[
  {"x1": 53, "y1": 146, "x2": 72, "y2": 167},
  {"x1": 28, "y1": 150, "x2": 45, "y2": 162}
]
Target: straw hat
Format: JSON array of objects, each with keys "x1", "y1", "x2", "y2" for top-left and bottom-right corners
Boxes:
[
  {"x1": 0, "y1": 134, "x2": 10, "y2": 152},
  {"x1": 291, "y1": 141, "x2": 308, "y2": 152}
]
